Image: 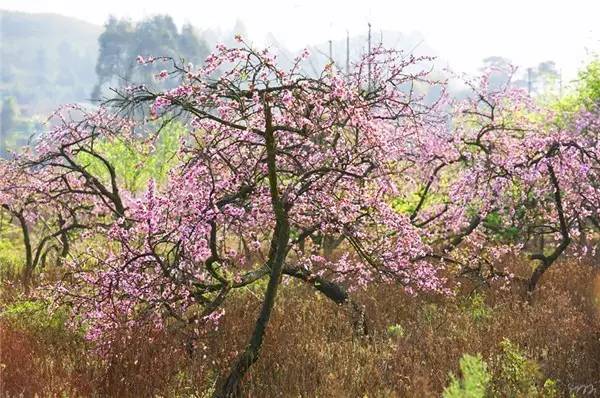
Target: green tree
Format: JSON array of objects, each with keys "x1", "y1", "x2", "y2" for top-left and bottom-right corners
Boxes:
[
  {"x1": 1, "y1": 97, "x2": 18, "y2": 156},
  {"x1": 92, "y1": 16, "x2": 134, "y2": 99},
  {"x1": 552, "y1": 59, "x2": 600, "y2": 123},
  {"x1": 92, "y1": 16, "x2": 210, "y2": 99},
  {"x1": 573, "y1": 59, "x2": 600, "y2": 108},
  {"x1": 177, "y1": 24, "x2": 209, "y2": 66}
]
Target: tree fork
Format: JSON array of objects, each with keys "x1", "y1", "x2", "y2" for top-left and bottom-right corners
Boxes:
[{"x1": 527, "y1": 165, "x2": 570, "y2": 295}]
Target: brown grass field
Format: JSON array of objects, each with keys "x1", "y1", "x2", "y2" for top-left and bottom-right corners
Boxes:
[{"x1": 1, "y1": 257, "x2": 600, "y2": 397}]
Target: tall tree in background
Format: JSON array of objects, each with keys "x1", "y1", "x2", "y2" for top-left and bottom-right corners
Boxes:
[
  {"x1": 92, "y1": 16, "x2": 209, "y2": 99},
  {"x1": 132, "y1": 15, "x2": 179, "y2": 61},
  {"x1": 477, "y1": 57, "x2": 561, "y2": 96},
  {"x1": 92, "y1": 16, "x2": 135, "y2": 99},
  {"x1": 178, "y1": 23, "x2": 209, "y2": 66},
  {"x1": 0, "y1": 97, "x2": 18, "y2": 156}
]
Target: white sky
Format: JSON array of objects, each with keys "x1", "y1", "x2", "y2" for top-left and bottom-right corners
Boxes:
[{"x1": 2, "y1": 0, "x2": 599, "y2": 79}]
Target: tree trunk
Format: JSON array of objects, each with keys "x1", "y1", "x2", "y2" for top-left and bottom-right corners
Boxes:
[
  {"x1": 527, "y1": 165, "x2": 571, "y2": 295},
  {"x1": 213, "y1": 103, "x2": 289, "y2": 397},
  {"x1": 15, "y1": 211, "x2": 33, "y2": 292},
  {"x1": 527, "y1": 259, "x2": 551, "y2": 294},
  {"x1": 213, "y1": 219, "x2": 289, "y2": 397}
]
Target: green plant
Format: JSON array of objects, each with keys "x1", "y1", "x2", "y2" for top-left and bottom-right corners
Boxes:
[
  {"x1": 553, "y1": 59, "x2": 600, "y2": 123},
  {"x1": 0, "y1": 234, "x2": 24, "y2": 281},
  {"x1": 462, "y1": 292, "x2": 492, "y2": 322},
  {"x1": 421, "y1": 303, "x2": 441, "y2": 325},
  {"x1": 1, "y1": 299, "x2": 69, "y2": 336},
  {"x1": 492, "y1": 339, "x2": 557, "y2": 398},
  {"x1": 77, "y1": 120, "x2": 182, "y2": 192},
  {"x1": 386, "y1": 323, "x2": 405, "y2": 339},
  {"x1": 443, "y1": 353, "x2": 491, "y2": 398}
]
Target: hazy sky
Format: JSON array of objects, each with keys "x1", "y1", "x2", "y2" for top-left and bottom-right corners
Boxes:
[{"x1": 2, "y1": 0, "x2": 599, "y2": 79}]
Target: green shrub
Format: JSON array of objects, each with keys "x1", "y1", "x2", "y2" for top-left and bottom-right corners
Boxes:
[
  {"x1": 443, "y1": 353, "x2": 491, "y2": 398},
  {"x1": 1, "y1": 299, "x2": 70, "y2": 337},
  {"x1": 0, "y1": 229, "x2": 25, "y2": 282},
  {"x1": 386, "y1": 323, "x2": 405, "y2": 339},
  {"x1": 445, "y1": 342, "x2": 558, "y2": 398},
  {"x1": 420, "y1": 302, "x2": 441, "y2": 326},
  {"x1": 462, "y1": 292, "x2": 491, "y2": 322},
  {"x1": 491, "y1": 338, "x2": 557, "y2": 398},
  {"x1": 77, "y1": 120, "x2": 183, "y2": 193}
]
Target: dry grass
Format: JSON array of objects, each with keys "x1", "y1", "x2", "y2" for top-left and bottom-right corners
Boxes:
[{"x1": 1, "y1": 258, "x2": 600, "y2": 397}]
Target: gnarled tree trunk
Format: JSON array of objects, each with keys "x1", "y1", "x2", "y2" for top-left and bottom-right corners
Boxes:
[{"x1": 214, "y1": 103, "x2": 290, "y2": 397}]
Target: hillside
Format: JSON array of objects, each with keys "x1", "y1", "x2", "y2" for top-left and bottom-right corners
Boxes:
[{"x1": 0, "y1": 10, "x2": 101, "y2": 116}]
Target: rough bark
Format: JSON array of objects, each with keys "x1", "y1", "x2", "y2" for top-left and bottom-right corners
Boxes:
[{"x1": 15, "y1": 211, "x2": 33, "y2": 290}]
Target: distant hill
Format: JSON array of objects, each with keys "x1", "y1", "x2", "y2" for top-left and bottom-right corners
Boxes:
[{"x1": 0, "y1": 10, "x2": 101, "y2": 116}]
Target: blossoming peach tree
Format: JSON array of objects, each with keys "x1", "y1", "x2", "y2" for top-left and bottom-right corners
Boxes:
[
  {"x1": 7, "y1": 40, "x2": 452, "y2": 396},
  {"x1": 3, "y1": 39, "x2": 600, "y2": 396},
  {"x1": 406, "y1": 71, "x2": 600, "y2": 293}
]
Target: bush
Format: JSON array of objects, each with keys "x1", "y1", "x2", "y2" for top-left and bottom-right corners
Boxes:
[
  {"x1": 462, "y1": 292, "x2": 492, "y2": 322},
  {"x1": 387, "y1": 323, "x2": 406, "y2": 339},
  {"x1": 491, "y1": 338, "x2": 557, "y2": 398},
  {"x1": 444, "y1": 341, "x2": 558, "y2": 398},
  {"x1": 3, "y1": 299, "x2": 64, "y2": 330},
  {"x1": 443, "y1": 353, "x2": 491, "y2": 398},
  {"x1": 0, "y1": 232, "x2": 24, "y2": 281}
]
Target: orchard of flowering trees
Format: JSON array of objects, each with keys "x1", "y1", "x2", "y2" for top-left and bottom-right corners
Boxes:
[{"x1": 1, "y1": 38, "x2": 600, "y2": 396}]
